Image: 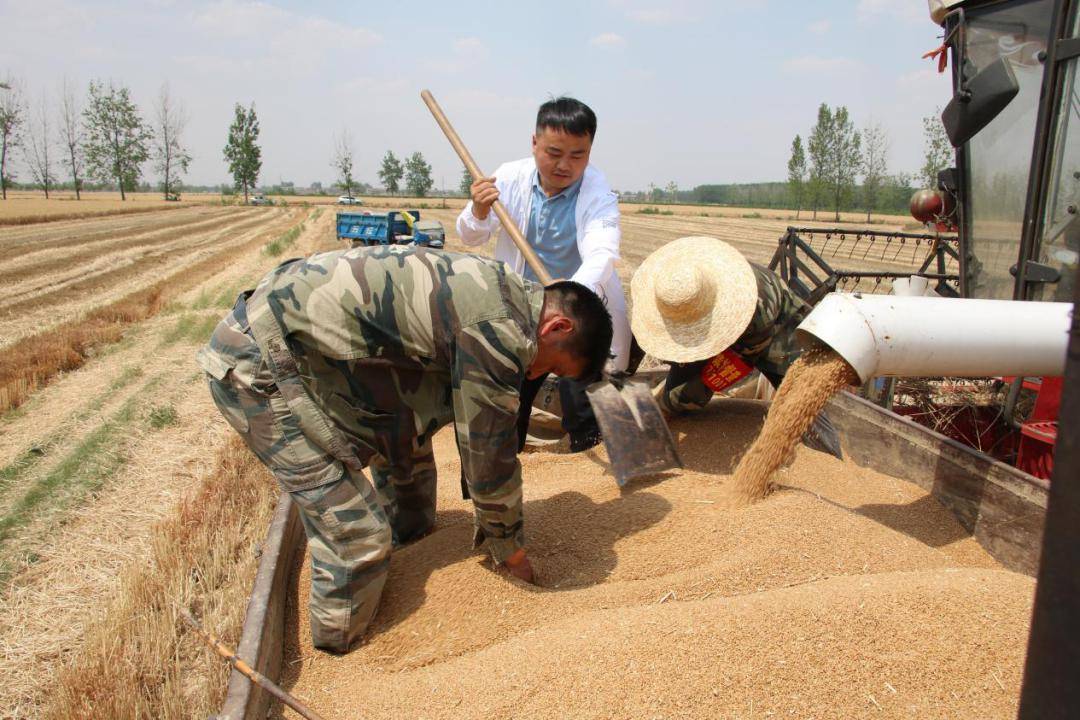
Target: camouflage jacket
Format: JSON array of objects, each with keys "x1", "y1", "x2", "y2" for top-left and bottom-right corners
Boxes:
[
  {"x1": 660, "y1": 263, "x2": 809, "y2": 413},
  {"x1": 205, "y1": 245, "x2": 543, "y2": 562},
  {"x1": 729, "y1": 263, "x2": 809, "y2": 377}
]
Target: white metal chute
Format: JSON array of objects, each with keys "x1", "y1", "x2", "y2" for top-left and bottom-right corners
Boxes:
[{"x1": 796, "y1": 292, "x2": 1072, "y2": 384}]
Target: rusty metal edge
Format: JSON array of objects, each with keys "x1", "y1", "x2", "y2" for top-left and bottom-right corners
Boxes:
[{"x1": 214, "y1": 491, "x2": 303, "y2": 720}]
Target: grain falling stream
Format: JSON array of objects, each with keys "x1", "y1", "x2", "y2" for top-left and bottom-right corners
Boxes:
[{"x1": 732, "y1": 347, "x2": 859, "y2": 502}]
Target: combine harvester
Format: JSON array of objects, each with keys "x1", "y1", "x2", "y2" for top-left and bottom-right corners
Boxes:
[{"x1": 215, "y1": 0, "x2": 1078, "y2": 716}]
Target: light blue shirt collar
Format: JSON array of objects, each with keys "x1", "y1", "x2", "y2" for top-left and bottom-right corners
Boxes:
[{"x1": 532, "y1": 171, "x2": 583, "y2": 200}]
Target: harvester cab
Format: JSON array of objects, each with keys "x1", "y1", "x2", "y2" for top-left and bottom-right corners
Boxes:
[{"x1": 931, "y1": 0, "x2": 1077, "y2": 302}]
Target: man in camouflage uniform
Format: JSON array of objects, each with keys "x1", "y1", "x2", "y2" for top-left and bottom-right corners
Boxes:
[
  {"x1": 658, "y1": 264, "x2": 809, "y2": 410},
  {"x1": 197, "y1": 244, "x2": 612, "y2": 652},
  {"x1": 631, "y1": 236, "x2": 842, "y2": 458}
]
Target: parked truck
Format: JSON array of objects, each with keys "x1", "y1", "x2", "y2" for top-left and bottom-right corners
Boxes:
[{"x1": 336, "y1": 209, "x2": 445, "y2": 249}]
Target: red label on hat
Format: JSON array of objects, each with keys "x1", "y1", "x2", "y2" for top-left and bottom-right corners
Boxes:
[{"x1": 700, "y1": 350, "x2": 752, "y2": 392}]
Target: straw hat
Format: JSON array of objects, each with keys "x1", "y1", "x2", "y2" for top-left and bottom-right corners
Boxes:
[{"x1": 631, "y1": 236, "x2": 758, "y2": 363}]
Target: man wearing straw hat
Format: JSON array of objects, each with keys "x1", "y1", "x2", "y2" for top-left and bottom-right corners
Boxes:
[
  {"x1": 631, "y1": 236, "x2": 842, "y2": 458},
  {"x1": 456, "y1": 96, "x2": 631, "y2": 452}
]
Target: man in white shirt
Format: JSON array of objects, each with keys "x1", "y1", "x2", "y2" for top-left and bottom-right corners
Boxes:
[{"x1": 456, "y1": 97, "x2": 631, "y2": 452}]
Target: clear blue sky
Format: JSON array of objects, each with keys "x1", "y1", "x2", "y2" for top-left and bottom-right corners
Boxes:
[{"x1": 0, "y1": 0, "x2": 953, "y2": 191}]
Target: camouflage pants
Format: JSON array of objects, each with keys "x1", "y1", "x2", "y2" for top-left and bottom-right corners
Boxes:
[{"x1": 202, "y1": 305, "x2": 437, "y2": 652}]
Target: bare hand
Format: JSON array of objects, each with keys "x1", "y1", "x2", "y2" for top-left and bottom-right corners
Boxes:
[
  {"x1": 470, "y1": 177, "x2": 499, "y2": 220},
  {"x1": 501, "y1": 548, "x2": 535, "y2": 584}
]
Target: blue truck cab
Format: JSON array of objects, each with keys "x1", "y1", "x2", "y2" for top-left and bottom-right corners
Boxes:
[{"x1": 336, "y1": 209, "x2": 445, "y2": 249}]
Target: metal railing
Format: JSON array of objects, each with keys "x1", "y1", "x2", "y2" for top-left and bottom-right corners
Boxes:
[{"x1": 769, "y1": 227, "x2": 963, "y2": 305}]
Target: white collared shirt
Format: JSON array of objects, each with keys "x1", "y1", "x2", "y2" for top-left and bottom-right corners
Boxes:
[{"x1": 456, "y1": 157, "x2": 630, "y2": 371}]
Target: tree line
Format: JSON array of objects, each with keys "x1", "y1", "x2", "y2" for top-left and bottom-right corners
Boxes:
[
  {"x1": 630, "y1": 180, "x2": 916, "y2": 214},
  {"x1": 0, "y1": 73, "x2": 274, "y2": 203},
  {"x1": 786, "y1": 104, "x2": 952, "y2": 221},
  {"x1": 0, "y1": 69, "x2": 441, "y2": 203},
  {"x1": 0, "y1": 76, "x2": 192, "y2": 201},
  {"x1": 785, "y1": 103, "x2": 950, "y2": 222},
  {"x1": 626, "y1": 108, "x2": 954, "y2": 220},
  {"x1": 328, "y1": 134, "x2": 437, "y2": 199},
  {"x1": 3, "y1": 72, "x2": 956, "y2": 207}
]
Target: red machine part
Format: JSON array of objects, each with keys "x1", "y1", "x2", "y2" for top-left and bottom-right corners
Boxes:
[
  {"x1": 1013, "y1": 376, "x2": 1063, "y2": 480},
  {"x1": 910, "y1": 188, "x2": 959, "y2": 232},
  {"x1": 910, "y1": 188, "x2": 945, "y2": 223}
]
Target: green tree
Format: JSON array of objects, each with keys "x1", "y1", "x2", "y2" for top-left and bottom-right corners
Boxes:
[
  {"x1": 332, "y1": 128, "x2": 355, "y2": 198},
  {"x1": 921, "y1": 108, "x2": 952, "y2": 189},
  {"x1": 786, "y1": 134, "x2": 806, "y2": 219},
  {"x1": 806, "y1": 104, "x2": 833, "y2": 220},
  {"x1": 860, "y1": 122, "x2": 889, "y2": 222},
  {"x1": 379, "y1": 150, "x2": 403, "y2": 195},
  {"x1": 152, "y1": 84, "x2": 191, "y2": 199},
  {"x1": 665, "y1": 180, "x2": 678, "y2": 202},
  {"x1": 0, "y1": 75, "x2": 23, "y2": 200},
  {"x1": 884, "y1": 172, "x2": 914, "y2": 213},
  {"x1": 404, "y1": 151, "x2": 433, "y2": 197},
  {"x1": 82, "y1": 80, "x2": 152, "y2": 201},
  {"x1": 827, "y1": 106, "x2": 861, "y2": 221},
  {"x1": 458, "y1": 165, "x2": 473, "y2": 196},
  {"x1": 223, "y1": 102, "x2": 261, "y2": 204}
]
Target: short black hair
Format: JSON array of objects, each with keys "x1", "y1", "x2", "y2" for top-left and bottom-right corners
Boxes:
[
  {"x1": 544, "y1": 280, "x2": 613, "y2": 381},
  {"x1": 536, "y1": 97, "x2": 597, "y2": 141}
]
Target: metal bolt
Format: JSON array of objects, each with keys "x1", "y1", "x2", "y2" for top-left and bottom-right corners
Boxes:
[
  {"x1": 1069, "y1": 205, "x2": 1078, "y2": 215},
  {"x1": 1038, "y1": 50, "x2": 1047, "y2": 62}
]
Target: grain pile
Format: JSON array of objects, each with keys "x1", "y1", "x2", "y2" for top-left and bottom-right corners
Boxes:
[
  {"x1": 273, "y1": 400, "x2": 1033, "y2": 720},
  {"x1": 732, "y1": 347, "x2": 859, "y2": 502}
]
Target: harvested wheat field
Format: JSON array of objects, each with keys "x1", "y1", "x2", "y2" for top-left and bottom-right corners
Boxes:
[
  {"x1": 0, "y1": 206, "x2": 338, "y2": 717},
  {"x1": 616, "y1": 210, "x2": 928, "y2": 291},
  {"x1": 275, "y1": 400, "x2": 1033, "y2": 720},
  {"x1": 334, "y1": 202, "x2": 924, "y2": 300},
  {"x1": 0, "y1": 204, "x2": 312, "y2": 413},
  {"x1": 0, "y1": 204, "x2": 298, "y2": 346},
  {"x1": 0, "y1": 190, "x2": 221, "y2": 225}
]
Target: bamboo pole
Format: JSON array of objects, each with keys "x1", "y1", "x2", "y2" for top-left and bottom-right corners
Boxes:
[{"x1": 420, "y1": 89, "x2": 555, "y2": 286}]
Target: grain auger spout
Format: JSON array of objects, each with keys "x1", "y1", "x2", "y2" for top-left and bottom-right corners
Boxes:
[{"x1": 795, "y1": 292, "x2": 1073, "y2": 384}]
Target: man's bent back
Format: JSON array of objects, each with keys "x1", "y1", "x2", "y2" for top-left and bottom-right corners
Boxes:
[{"x1": 197, "y1": 246, "x2": 561, "y2": 652}]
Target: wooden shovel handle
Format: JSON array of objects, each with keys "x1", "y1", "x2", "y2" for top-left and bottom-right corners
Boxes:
[{"x1": 421, "y1": 89, "x2": 555, "y2": 286}]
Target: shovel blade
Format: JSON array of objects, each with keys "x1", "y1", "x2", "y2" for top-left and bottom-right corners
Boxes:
[{"x1": 586, "y1": 380, "x2": 683, "y2": 486}]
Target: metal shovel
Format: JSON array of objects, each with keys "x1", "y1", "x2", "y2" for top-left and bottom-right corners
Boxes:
[{"x1": 420, "y1": 89, "x2": 682, "y2": 485}]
